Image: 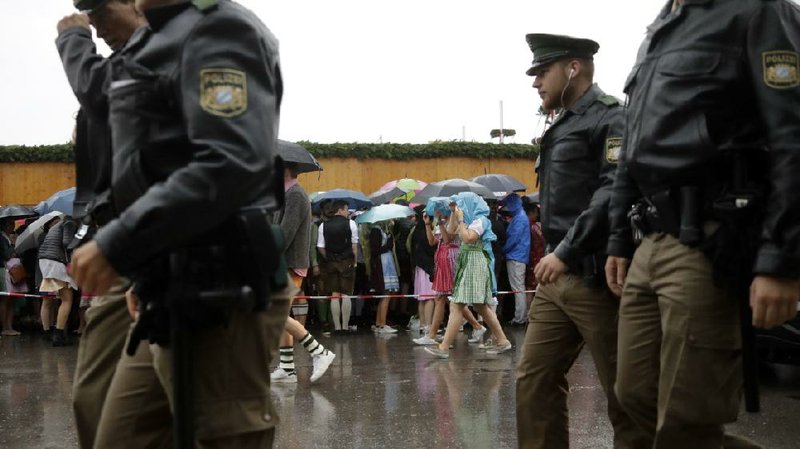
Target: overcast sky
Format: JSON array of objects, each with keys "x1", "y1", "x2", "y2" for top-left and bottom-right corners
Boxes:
[{"x1": 3, "y1": 1, "x2": 672, "y2": 146}]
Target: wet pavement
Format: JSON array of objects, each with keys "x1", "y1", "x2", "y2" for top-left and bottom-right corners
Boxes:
[{"x1": 1, "y1": 327, "x2": 799, "y2": 449}]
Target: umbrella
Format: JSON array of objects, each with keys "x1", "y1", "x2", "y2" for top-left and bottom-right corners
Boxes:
[
  {"x1": 472, "y1": 174, "x2": 527, "y2": 198},
  {"x1": 355, "y1": 204, "x2": 415, "y2": 224},
  {"x1": 380, "y1": 178, "x2": 427, "y2": 193},
  {"x1": 15, "y1": 211, "x2": 64, "y2": 254},
  {"x1": 369, "y1": 186, "x2": 405, "y2": 205},
  {"x1": 0, "y1": 205, "x2": 37, "y2": 220},
  {"x1": 380, "y1": 178, "x2": 428, "y2": 202},
  {"x1": 34, "y1": 187, "x2": 75, "y2": 216},
  {"x1": 310, "y1": 189, "x2": 372, "y2": 211},
  {"x1": 526, "y1": 191, "x2": 540, "y2": 203},
  {"x1": 413, "y1": 178, "x2": 495, "y2": 204},
  {"x1": 276, "y1": 140, "x2": 323, "y2": 174}
]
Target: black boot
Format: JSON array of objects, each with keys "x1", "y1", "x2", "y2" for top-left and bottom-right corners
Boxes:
[
  {"x1": 52, "y1": 329, "x2": 72, "y2": 347},
  {"x1": 41, "y1": 328, "x2": 53, "y2": 342}
]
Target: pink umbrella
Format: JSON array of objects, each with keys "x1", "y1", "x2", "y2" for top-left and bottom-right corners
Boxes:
[{"x1": 380, "y1": 178, "x2": 427, "y2": 202}]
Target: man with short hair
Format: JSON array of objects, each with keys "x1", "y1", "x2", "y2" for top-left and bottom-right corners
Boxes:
[
  {"x1": 317, "y1": 200, "x2": 358, "y2": 333},
  {"x1": 70, "y1": 0, "x2": 289, "y2": 447},
  {"x1": 55, "y1": 1, "x2": 146, "y2": 446},
  {"x1": 515, "y1": 34, "x2": 646, "y2": 449},
  {"x1": 605, "y1": 1, "x2": 800, "y2": 447}
]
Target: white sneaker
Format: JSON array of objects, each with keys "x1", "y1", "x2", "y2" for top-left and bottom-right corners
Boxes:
[
  {"x1": 420, "y1": 325, "x2": 430, "y2": 335},
  {"x1": 371, "y1": 325, "x2": 378, "y2": 332},
  {"x1": 348, "y1": 325, "x2": 358, "y2": 332},
  {"x1": 413, "y1": 335, "x2": 438, "y2": 345},
  {"x1": 486, "y1": 341, "x2": 513, "y2": 355},
  {"x1": 310, "y1": 350, "x2": 336, "y2": 383},
  {"x1": 468, "y1": 326, "x2": 486, "y2": 344},
  {"x1": 407, "y1": 316, "x2": 420, "y2": 330},
  {"x1": 376, "y1": 326, "x2": 398, "y2": 334},
  {"x1": 478, "y1": 337, "x2": 495, "y2": 350},
  {"x1": 270, "y1": 367, "x2": 297, "y2": 384}
]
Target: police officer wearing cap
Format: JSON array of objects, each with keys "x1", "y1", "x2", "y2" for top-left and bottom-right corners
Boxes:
[
  {"x1": 515, "y1": 34, "x2": 647, "y2": 449},
  {"x1": 55, "y1": 1, "x2": 145, "y2": 447},
  {"x1": 605, "y1": 1, "x2": 800, "y2": 447},
  {"x1": 69, "y1": 0, "x2": 291, "y2": 447}
]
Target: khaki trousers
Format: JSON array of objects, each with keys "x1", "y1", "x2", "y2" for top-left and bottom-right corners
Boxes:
[
  {"x1": 616, "y1": 234, "x2": 761, "y2": 449},
  {"x1": 516, "y1": 274, "x2": 647, "y2": 449},
  {"x1": 93, "y1": 287, "x2": 293, "y2": 449},
  {"x1": 72, "y1": 280, "x2": 132, "y2": 449}
]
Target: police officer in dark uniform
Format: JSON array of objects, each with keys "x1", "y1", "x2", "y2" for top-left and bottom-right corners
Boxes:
[
  {"x1": 55, "y1": 2, "x2": 145, "y2": 447},
  {"x1": 515, "y1": 34, "x2": 646, "y2": 449},
  {"x1": 604, "y1": 1, "x2": 800, "y2": 448},
  {"x1": 70, "y1": 0, "x2": 291, "y2": 447}
]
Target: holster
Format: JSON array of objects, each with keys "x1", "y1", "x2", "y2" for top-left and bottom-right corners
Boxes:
[{"x1": 126, "y1": 208, "x2": 288, "y2": 355}]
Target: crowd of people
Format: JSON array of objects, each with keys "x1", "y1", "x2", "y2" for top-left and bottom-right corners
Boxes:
[
  {"x1": 0, "y1": 213, "x2": 90, "y2": 347},
  {"x1": 309, "y1": 195, "x2": 543, "y2": 335},
  {"x1": 6, "y1": 0, "x2": 794, "y2": 447}
]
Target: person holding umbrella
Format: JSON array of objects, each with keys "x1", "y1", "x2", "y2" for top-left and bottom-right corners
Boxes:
[
  {"x1": 38, "y1": 216, "x2": 79, "y2": 346},
  {"x1": 270, "y1": 161, "x2": 336, "y2": 384}
]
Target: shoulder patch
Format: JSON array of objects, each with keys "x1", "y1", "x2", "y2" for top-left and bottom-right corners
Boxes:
[
  {"x1": 598, "y1": 94, "x2": 621, "y2": 107},
  {"x1": 763, "y1": 51, "x2": 799, "y2": 89},
  {"x1": 605, "y1": 137, "x2": 623, "y2": 163},
  {"x1": 200, "y1": 68, "x2": 247, "y2": 118}
]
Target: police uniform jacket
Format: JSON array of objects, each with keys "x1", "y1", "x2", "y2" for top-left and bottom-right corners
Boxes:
[
  {"x1": 56, "y1": 27, "x2": 119, "y2": 220},
  {"x1": 93, "y1": 0, "x2": 283, "y2": 275},
  {"x1": 537, "y1": 84, "x2": 624, "y2": 271},
  {"x1": 607, "y1": 0, "x2": 800, "y2": 277}
]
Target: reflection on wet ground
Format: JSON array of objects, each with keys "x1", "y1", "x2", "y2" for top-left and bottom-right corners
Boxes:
[{"x1": 1, "y1": 327, "x2": 798, "y2": 448}]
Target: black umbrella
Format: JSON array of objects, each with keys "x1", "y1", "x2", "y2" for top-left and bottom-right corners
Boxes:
[
  {"x1": 311, "y1": 189, "x2": 373, "y2": 210},
  {"x1": 276, "y1": 140, "x2": 323, "y2": 174},
  {"x1": 369, "y1": 186, "x2": 405, "y2": 205},
  {"x1": 472, "y1": 174, "x2": 527, "y2": 197},
  {"x1": 0, "y1": 205, "x2": 37, "y2": 220},
  {"x1": 413, "y1": 178, "x2": 495, "y2": 204},
  {"x1": 526, "y1": 191, "x2": 540, "y2": 203}
]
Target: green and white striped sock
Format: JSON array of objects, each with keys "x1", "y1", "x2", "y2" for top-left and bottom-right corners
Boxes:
[
  {"x1": 279, "y1": 346, "x2": 295, "y2": 375},
  {"x1": 300, "y1": 332, "x2": 326, "y2": 356}
]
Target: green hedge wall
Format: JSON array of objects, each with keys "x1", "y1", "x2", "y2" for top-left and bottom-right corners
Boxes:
[
  {"x1": 0, "y1": 142, "x2": 539, "y2": 163},
  {"x1": 0, "y1": 144, "x2": 75, "y2": 162}
]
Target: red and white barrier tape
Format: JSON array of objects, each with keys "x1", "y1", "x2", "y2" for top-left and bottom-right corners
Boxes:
[
  {"x1": 292, "y1": 290, "x2": 537, "y2": 301},
  {"x1": 0, "y1": 291, "x2": 56, "y2": 299}
]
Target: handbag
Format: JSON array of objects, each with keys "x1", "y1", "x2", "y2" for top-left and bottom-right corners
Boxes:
[{"x1": 8, "y1": 262, "x2": 26, "y2": 285}]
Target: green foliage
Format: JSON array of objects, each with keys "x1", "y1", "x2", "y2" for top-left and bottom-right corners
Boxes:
[
  {"x1": 0, "y1": 144, "x2": 74, "y2": 163},
  {"x1": 0, "y1": 141, "x2": 539, "y2": 162},
  {"x1": 489, "y1": 129, "x2": 517, "y2": 139},
  {"x1": 297, "y1": 141, "x2": 537, "y2": 160}
]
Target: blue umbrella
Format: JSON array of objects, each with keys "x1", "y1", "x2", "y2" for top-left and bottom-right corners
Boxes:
[
  {"x1": 355, "y1": 204, "x2": 415, "y2": 224},
  {"x1": 34, "y1": 187, "x2": 75, "y2": 216},
  {"x1": 310, "y1": 189, "x2": 372, "y2": 211}
]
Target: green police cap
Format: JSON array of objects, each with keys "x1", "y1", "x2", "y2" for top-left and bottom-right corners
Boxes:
[
  {"x1": 525, "y1": 33, "x2": 600, "y2": 76},
  {"x1": 73, "y1": 0, "x2": 109, "y2": 12}
]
